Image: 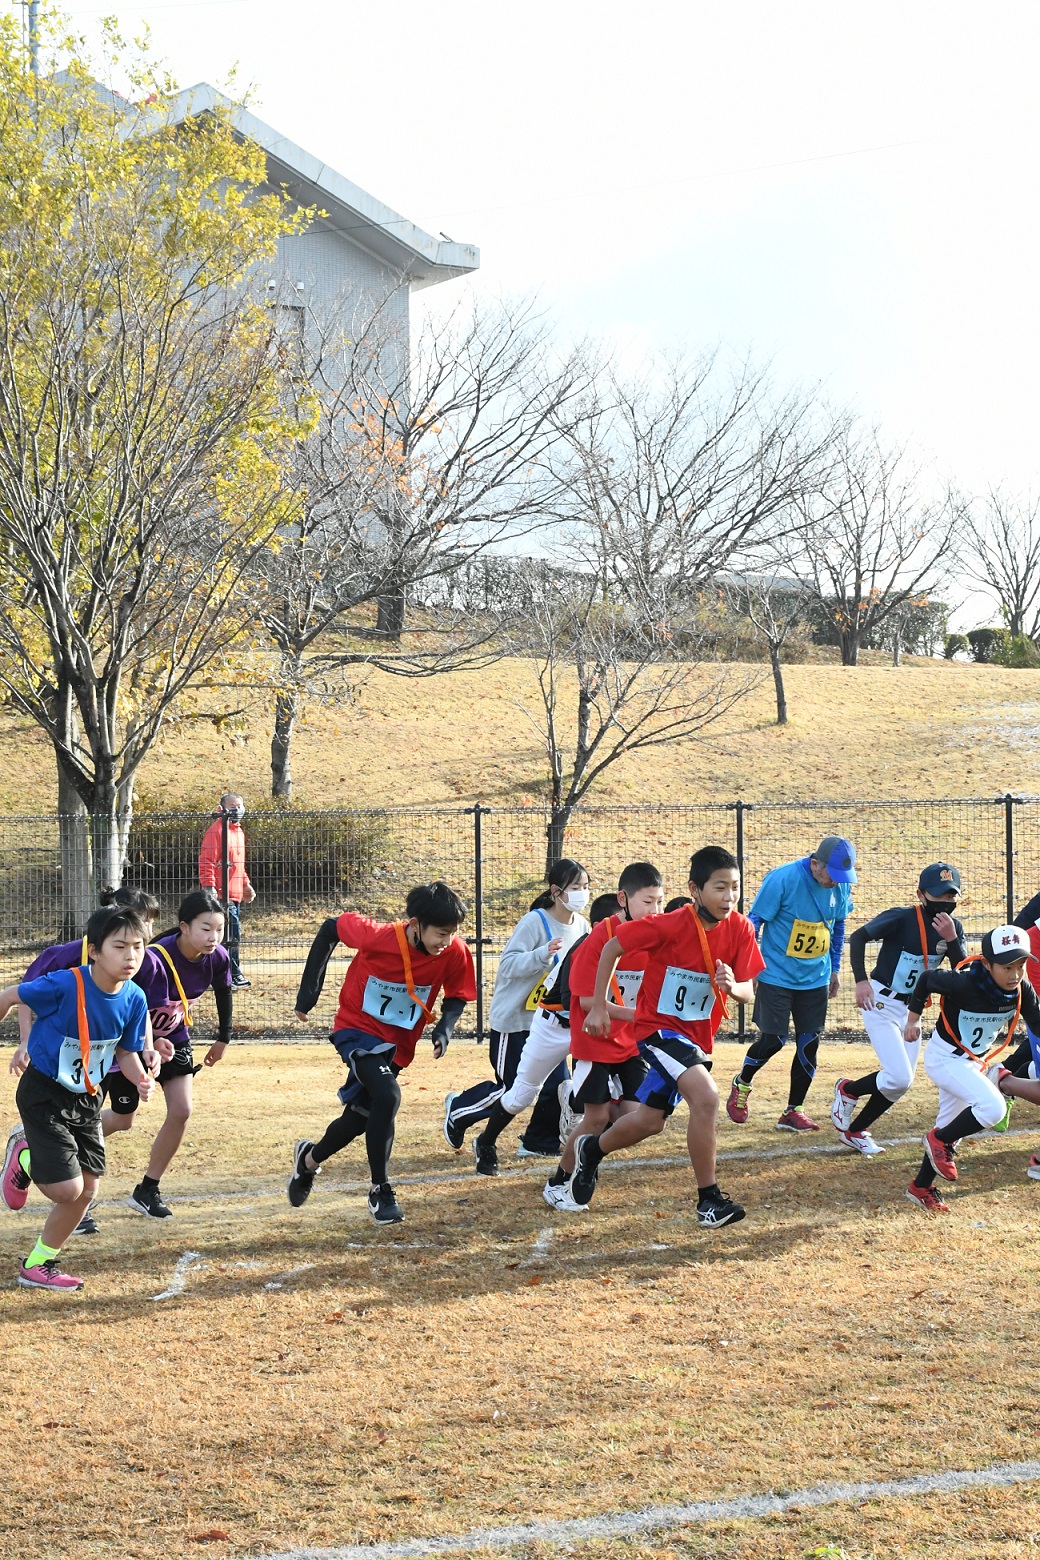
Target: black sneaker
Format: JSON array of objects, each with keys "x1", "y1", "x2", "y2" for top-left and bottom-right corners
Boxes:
[
  {"x1": 231, "y1": 975, "x2": 252, "y2": 989},
  {"x1": 71, "y1": 1202, "x2": 100, "y2": 1236},
  {"x1": 570, "y1": 1134, "x2": 601, "y2": 1206},
  {"x1": 696, "y1": 1188, "x2": 746, "y2": 1229},
  {"x1": 288, "y1": 1140, "x2": 320, "y2": 1208},
  {"x1": 473, "y1": 1135, "x2": 499, "y2": 1177},
  {"x1": 368, "y1": 1183, "x2": 404, "y2": 1224},
  {"x1": 128, "y1": 1183, "x2": 173, "y2": 1219},
  {"x1": 443, "y1": 1092, "x2": 466, "y2": 1152}
]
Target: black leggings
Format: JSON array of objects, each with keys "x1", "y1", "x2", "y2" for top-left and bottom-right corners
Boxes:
[
  {"x1": 739, "y1": 1030, "x2": 821, "y2": 1109},
  {"x1": 311, "y1": 1051, "x2": 402, "y2": 1185}
]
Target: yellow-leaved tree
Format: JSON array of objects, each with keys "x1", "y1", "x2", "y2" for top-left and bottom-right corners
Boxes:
[{"x1": 0, "y1": 18, "x2": 313, "y2": 924}]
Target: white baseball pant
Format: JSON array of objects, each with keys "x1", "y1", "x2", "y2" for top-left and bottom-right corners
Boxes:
[
  {"x1": 923, "y1": 1031, "x2": 1006, "y2": 1131},
  {"x1": 501, "y1": 1007, "x2": 571, "y2": 1115},
  {"x1": 861, "y1": 981, "x2": 921, "y2": 1101}
]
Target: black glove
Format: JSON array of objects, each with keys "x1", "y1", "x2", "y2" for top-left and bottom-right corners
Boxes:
[{"x1": 431, "y1": 1027, "x2": 449, "y2": 1059}]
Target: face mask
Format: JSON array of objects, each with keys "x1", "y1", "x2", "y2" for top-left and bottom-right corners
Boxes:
[
  {"x1": 562, "y1": 888, "x2": 590, "y2": 911},
  {"x1": 924, "y1": 897, "x2": 954, "y2": 919}
]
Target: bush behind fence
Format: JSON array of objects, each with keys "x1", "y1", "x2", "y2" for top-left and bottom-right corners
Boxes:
[{"x1": 0, "y1": 797, "x2": 1034, "y2": 1043}]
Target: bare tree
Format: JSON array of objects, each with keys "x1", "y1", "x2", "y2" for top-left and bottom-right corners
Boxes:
[
  {"x1": 779, "y1": 426, "x2": 962, "y2": 666},
  {"x1": 963, "y1": 490, "x2": 1040, "y2": 641},
  {"x1": 723, "y1": 567, "x2": 809, "y2": 724}
]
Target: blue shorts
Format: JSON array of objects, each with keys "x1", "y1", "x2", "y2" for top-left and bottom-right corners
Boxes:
[{"x1": 635, "y1": 1030, "x2": 713, "y2": 1116}]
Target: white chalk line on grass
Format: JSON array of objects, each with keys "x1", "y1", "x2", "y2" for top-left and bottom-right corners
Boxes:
[
  {"x1": 85, "y1": 1124, "x2": 1040, "y2": 1213},
  {"x1": 239, "y1": 1459, "x2": 1040, "y2": 1560},
  {"x1": 150, "y1": 1249, "x2": 205, "y2": 1301}
]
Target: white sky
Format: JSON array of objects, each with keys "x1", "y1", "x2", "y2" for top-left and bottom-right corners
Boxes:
[{"x1": 48, "y1": 0, "x2": 1040, "y2": 622}]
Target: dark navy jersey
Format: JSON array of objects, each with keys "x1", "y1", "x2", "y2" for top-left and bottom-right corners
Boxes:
[
  {"x1": 1014, "y1": 893, "x2": 1040, "y2": 932},
  {"x1": 908, "y1": 962, "x2": 1040, "y2": 1058},
  {"x1": 848, "y1": 906, "x2": 966, "y2": 998}
]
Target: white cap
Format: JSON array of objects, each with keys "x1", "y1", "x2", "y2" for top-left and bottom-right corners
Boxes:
[{"x1": 982, "y1": 925, "x2": 1037, "y2": 964}]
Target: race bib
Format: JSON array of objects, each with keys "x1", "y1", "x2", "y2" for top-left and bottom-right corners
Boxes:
[
  {"x1": 657, "y1": 966, "x2": 715, "y2": 1022},
  {"x1": 614, "y1": 968, "x2": 644, "y2": 1008},
  {"x1": 56, "y1": 1034, "x2": 112, "y2": 1094},
  {"x1": 150, "y1": 999, "x2": 194, "y2": 1038},
  {"x1": 956, "y1": 1009, "x2": 1008, "y2": 1058},
  {"x1": 362, "y1": 975, "x2": 432, "y2": 1030},
  {"x1": 890, "y1": 949, "x2": 926, "y2": 995},
  {"x1": 526, "y1": 974, "x2": 550, "y2": 1012},
  {"x1": 785, "y1": 919, "x2": 830, "y2": 959}
]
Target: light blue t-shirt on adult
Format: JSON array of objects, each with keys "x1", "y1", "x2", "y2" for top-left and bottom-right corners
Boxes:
[
  {"x1": 19, "y1": 966, "x2": 148, "y2": 1095},
  {"x1": 750, "y1": 857, "x2": 853, "y2": 991}
]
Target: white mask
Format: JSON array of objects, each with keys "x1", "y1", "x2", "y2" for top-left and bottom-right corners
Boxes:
[{"x1": 562, "y1": 888, "x2": 590, "y2": 911}]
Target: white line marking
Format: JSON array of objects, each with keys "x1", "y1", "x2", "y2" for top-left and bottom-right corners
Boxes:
[
  {"x1": 522, "y1": 1227, "x2": 555, "y2": 1265},
  {"x1": 237, "y1": 1459, "x2": 1040, "y2": 1559},
  {"x1": 264, "y1": 1261, "x2": 316, "y2": 1290},
  {"x1": 87, "y1": 1124, "x2": 1040, "y2": 1213},
  {"x1": 150, "y1": 1250, "x2": 204, "y2": 1301}
]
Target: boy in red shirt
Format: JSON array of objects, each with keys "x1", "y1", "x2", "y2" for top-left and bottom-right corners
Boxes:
[
  {"x1": 288, "y1": 882, "x2": 476, "y2": 1224},
  {"x1": 543, "y1": 863, "x2": 664, "y2": 1213},
  {"x1": 579, "y1": 846, "x2": 764, "y2": 1228}
]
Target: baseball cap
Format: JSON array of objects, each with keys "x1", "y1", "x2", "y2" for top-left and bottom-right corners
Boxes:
[
  {"x1": 813, "y1": 835, "x2": 857, "y2": 884},
  {"x1": 982, "y1": 925, "x2": 1037, "y2": 964},
  {"x1": 918, "y1": 862, "x2": 961, "y2": 896}
]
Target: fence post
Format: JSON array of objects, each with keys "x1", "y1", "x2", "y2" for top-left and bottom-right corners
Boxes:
[
  {"x1": 466, "y1": 804, "x2": 491, "y2": 1042},
  {"x1": 727, "y1": 799, "x2": 751, "y2": 1041},
  {"x1": 1004, "y1": 793, "x2": 1020, "y2": 923}
]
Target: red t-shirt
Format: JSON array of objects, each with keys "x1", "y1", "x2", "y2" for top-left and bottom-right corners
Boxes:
[
  {"x1": 569, "y1": 915, "x2": 648, "y2": 1063},
  {"x1": 613, "y1": 905, "x2": 765, "y2": 1051},
  {"x1": 332, "y1": 912, "x2": 477, "y2": 1067}
]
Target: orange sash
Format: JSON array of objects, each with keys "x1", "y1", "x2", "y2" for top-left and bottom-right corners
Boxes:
[
  {"x1": 71, "y1": 966, "x2": 98, "y2": 1097},
  {"x1": 604, "y1": 916, "x2": 625, "y2": 1006},
  {"x1": 394, "y1": 922, "x2": 436, "y2": 1025},
  {"x1": 687, "y1": 906, "x2": 730, "y2": 1021},
  {"x1": 914, "y1": 903, "x2": 934, "y2": 1009},
  {"x1": 941, "y1": 954, "x2": 1021, "y2": 1066}
]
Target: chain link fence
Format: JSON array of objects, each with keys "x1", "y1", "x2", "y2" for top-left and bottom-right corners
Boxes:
[{"x1": 0, "y1": 796, "x2": 1032, "y2": 1043}]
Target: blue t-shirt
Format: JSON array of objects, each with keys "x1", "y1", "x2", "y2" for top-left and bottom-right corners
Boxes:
[
  {"x1": 19, "y1": 967, "x2": 148, "y2": 1094},
  {"x1": 750, "y1": 857, "x2": 853, "y2": 991}
]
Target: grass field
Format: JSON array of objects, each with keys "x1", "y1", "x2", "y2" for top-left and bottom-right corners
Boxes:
[{"x1": 4, "y1": 1040, "x2": 1040, "y2": 1560}]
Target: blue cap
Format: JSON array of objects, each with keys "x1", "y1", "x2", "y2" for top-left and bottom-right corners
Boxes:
[
  {"x1": 814, "y1": 835, "x2": 857, "y2": 884},
  {"x1": 919, "y1": 862, "x2": 961, "y2": 896}
]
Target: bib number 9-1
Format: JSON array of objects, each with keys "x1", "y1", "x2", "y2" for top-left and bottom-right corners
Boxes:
[{"x1": 657, "y1": 967, "x2": 715, "y2": 1021}]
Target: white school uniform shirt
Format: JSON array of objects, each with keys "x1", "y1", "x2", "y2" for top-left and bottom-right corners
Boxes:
[{"x1": 487, "y1": 907, "x2": 589, "y2": 1036}]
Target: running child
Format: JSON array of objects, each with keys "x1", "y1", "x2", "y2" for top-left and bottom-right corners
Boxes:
[
  {"x1": 125, "y1": 889, "x2": 234, "y2": 1219},
  {"x1": 579, "y1": 846, "x2": 764, "y2": 1228},
  {"x1": 0, "y1": 905, "x2": 151, "y2": 1291},
  {"x1": 543, "y1": 864, "x2": 664, "y2": 1212},
  {"x1": 443, "y1": 860, "x2": 590, "y2": 1160},
  {"x1": 905, "y1": 924, "x2": 1040, "y2": 1213},
  {"x1": 831, "y1": 862, "x2": 966, "y2": 1155},
  {"x1": 727, "y1": 835, "x2": 856, "y2": 1131},
  {"x1": 288, "y1": 881, "x2": 476, "y2": 1224}
]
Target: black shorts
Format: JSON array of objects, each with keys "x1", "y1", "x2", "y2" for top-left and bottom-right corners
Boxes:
[
  {"x1": 570, "y1": 1056, "x2": 647, "y2": 1108},
  {"x1": 158, "y1": 1042, "x2": 200, "y2": 1084},
  {"x1": 753, "y1": 981, "x2": 829, "y2": 1036},
  {"x1": 15, "y1": 1064, "x2": 105, "y2": 1185},
  {"x1": 635, "y1": 1031, "x2": 713, "y2": 1117},
  {"x1": 101, "y1": 1069, "x2": 140, "y2": 1115}
]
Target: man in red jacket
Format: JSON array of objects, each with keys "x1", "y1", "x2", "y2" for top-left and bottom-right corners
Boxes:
[{"x1": 198, "y1": 794, "x2": 255, "y2": 989}]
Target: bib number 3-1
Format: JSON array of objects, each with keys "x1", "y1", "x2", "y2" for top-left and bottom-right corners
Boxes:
[
  {"x1": 657, "y1": 967, "x2": 715, "y2": 1021},
  {"x1": 362, "y1": 976, "x2": 433, "y2": 1030},
  {"x1": 56, "y1": 1034, "x2": 109, "y2": 1094},
  {"x1": 786, "y1": 919, "x2": 830, "y2": 959}
]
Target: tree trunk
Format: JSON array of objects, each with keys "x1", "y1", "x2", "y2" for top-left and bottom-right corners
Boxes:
[
  {"x1": 271, "y1": 683, "x2": 299, "y2": 799},
  {"x1": 841, "y1": 630, "x2": 859, "y2": 666},
  {"x1": 892, "y1": 632, "x2": 901, "y2": 667},
  {"x1": 90, "y1": 765, "x2": 133, "y2": 903},
  {"x1": 769, "y1": 642, "x2": 788, "y2": 725},
  {"x1": 376, "y1": 578, "x2": 406, "y2": 640},
  {"x1": 544, "y1": 805, "x2": 572, "y2": 876},
  {"x1": 57, "y1": 759, "x2": 92, "y2": 937}
]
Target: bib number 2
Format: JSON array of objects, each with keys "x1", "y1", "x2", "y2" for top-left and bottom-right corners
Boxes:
[
  {"x1": 362, "y1": 976, "x2": 433, "y2": 1030},
  {"x1": 786, "y1": 919, "x2": 830, "y2": 959}
]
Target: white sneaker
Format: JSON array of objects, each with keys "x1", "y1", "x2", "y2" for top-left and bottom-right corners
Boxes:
[
  {"x1": 542, "y1": 1179, "x2": 588, "y2": 1214},
  {"x1": 558, "y1": 1079, "x2": 582, "y2": 1144},
  {"x1": 837, "y1": 1128, "x2": 885, "y2": 1156},
  {"x1": 830, "y1": 1078, "x2": 857, "y2": 1133}
]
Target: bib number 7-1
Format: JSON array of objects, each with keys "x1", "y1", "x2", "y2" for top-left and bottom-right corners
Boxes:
[{"x1": 362, "y1": 975, "x2": 433, "y2": 1030}]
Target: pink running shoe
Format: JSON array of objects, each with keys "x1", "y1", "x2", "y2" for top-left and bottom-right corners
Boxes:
[
  {"x1": 776, "y1": 1107, "x2": 819, "y2": 1132},
  {"x1": 2, "y1": 1126, "x2": 30, "y2": 1211},
  {"x1": 726, "y1": 1075, "x2": 752, "y2": 1124},
  {"x1": 17, "y1": 1258, "x2": 84, "y2": 1291}
]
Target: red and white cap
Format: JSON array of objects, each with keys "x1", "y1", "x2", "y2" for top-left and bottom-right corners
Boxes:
[{"x1": 982, "y1": 925, "x2": 1037, "y2": 964}]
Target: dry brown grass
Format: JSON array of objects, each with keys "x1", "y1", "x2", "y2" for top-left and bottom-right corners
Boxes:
[
  {"x1": 3, "y1": 1040, "x2": 1040, "y2": 1559},
  {"x1": 2, "y1": 656, "x2": 1040, "y2": 814}
]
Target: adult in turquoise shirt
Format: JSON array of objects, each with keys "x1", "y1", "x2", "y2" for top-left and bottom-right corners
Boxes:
[{"x1": 726, "y1": 835, "x2": 856, "y2": 1132}]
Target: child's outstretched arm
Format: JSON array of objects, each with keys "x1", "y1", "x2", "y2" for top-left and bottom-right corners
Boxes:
[
  {"x1": 294, "y1": 918, "x2": 342, "y2": 1020},
  {"x1": 431, "y1": 997, "x2": 467, "y2": 1059},
  {"x1": 584, "y1": 936, "x2": 625, "y2": 1036},
  {"x1": 0, "y1": 986, "x2": 27, "y2": 1073}
]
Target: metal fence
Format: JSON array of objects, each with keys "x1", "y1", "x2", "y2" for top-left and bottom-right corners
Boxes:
[{"x1": 0, "y1": 796, "x2": 1033, "y2": 1043}]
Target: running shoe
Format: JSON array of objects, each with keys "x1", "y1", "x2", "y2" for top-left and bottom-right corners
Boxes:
[
  {"x1": 17, "y1": 1258, "x2": 84, "y2": 1290},
  {"x1": 923, "y1": 1128, "x2": 958, "y2": 1182},
  {"x1": 516, "y1": 1141, "x2": 560, "y2": 1158},
  {"x1": 442, "y1": 1092, "x2": 466, "y2": 1152},
  {"x1": 905, "y1": 1182, "x2": 949, "y2": 1214},
  {"x1": 836, "y1": 1129, "x2": 885, "y2": 1156},
  {"x1": 128, "y1": 1182, "x2": 173, "y2": 1218},
  {"x1": 992, "y1": 1099, "x2": 1014, "y2": 1133},
  {"x1": 569, "y1": 1134, "x2": 601, "y2": 1207},
  {"x1": 1027, "y1": 1154, "x2": 1040, "y2": 1181},
  {"x1": 1, "y1": 1126, "x2": 30, "y2": 1212},
  {"x1": 231, "y1": 975, "x2": 252, "y2": 989},
  {"x1": 287, "y1": 1140, "x2": 320, "y2": 1207},
  {"x1": 368, "y1": 1183, "x2": 404, "y2": 1224},
  {"x1": 726, "y1": 1076, "x2": 752, "y2": 1124},
  {"x1": 696, "y1": 1188, "x2": 746, "y2": 1228},
  {"x1": 557, "y1": 1080, "x2": 582, "y2": 1145},
  {"x1": 830, "y1": 1078, "x2": 857, "y2": 1133},
  {"x1": 71, "y1": 1202, "x2": 100, "y2": 1236},
  {"x1": 542, "y1": 1179, "x2": 587, "y2": 1214},
  {"x1": 473, "y1": 1135, "x2": 499, "y2": 1177},
  {"x1": 776, "y1": 1107, "x2": 820, "y2": 1132}
]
